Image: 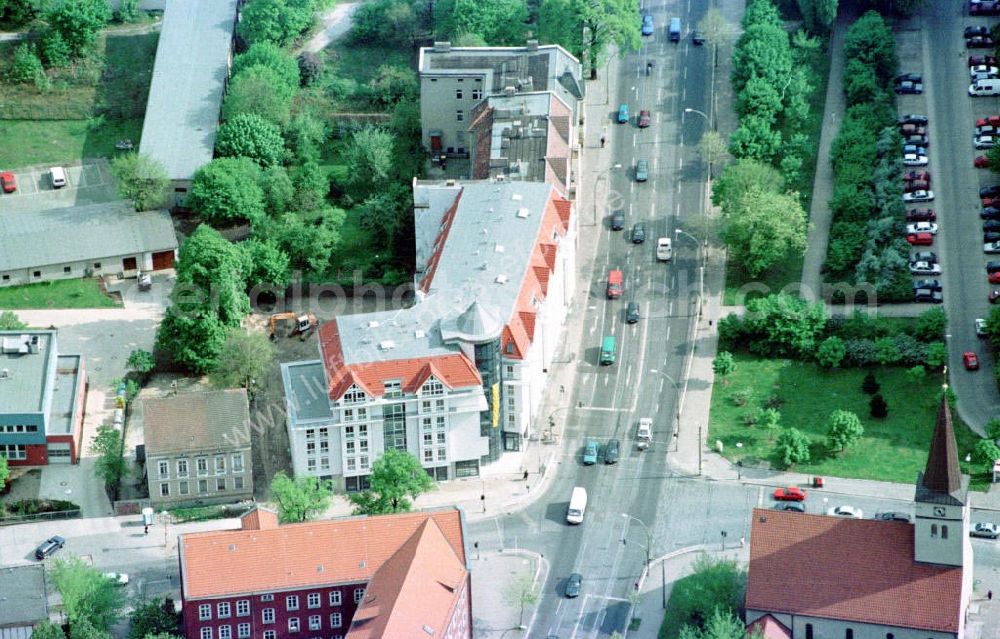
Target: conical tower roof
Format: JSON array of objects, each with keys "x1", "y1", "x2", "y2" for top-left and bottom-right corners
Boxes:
[
  {"x1": 439, "y1": 300, "x2": 503, "y2": 343},
  {"x1": 915, "y1": 392, "x2": 967, "y2": 506}
]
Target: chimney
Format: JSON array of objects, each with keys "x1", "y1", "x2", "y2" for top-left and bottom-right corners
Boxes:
[
  {"x1": 434, "y1": 41, "x2": 451, "y2": 53},
  {"x1": 526, "y1": 39, "x2": 539, "y2": 51}
]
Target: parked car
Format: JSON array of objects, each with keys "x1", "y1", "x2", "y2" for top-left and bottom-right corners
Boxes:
[
  {"x1": 976, "y1": 155, "x2": 991, "y2": 168},
  {"x1": 102, "y1": 572, "x2": 129, "y2": 586},
  {"x1": 774, "y1": 502, "x2": 806, "y2": 512},
  {"x1": 907, "y1": 232, "x2": 934, "y2": 246},
  {"x1": 982, "y1": 208, "x2": 1000, "y2": 220},
  {"x1": 895, "y1": 72, "x2": 923, "y2": 83},
  {"x1": 976, "y1": 318, "x2": 988, "y2": 336},
  {"x1": 911, "y1": 251, "x2": 937, "y2": 263},
  {"x1": 990, "y1": 271, "x2": 1000, "y2": 284},
  {"x1": 970, "y1": 522, "x2": 1000, "y2": 538},
  {"x1": 604, "y1": 438, "x2": 621, "y2": 464},
  {"x1": 903, "y1": 190, "x2": 934, "y2": 202},
  {"x1": 977, "y1": 124, "x2": 998, "y2": 136},
  {"x1": 625, "y1": 301, "x2": 640, "y2": 323},
  {"x1": 635, "y1": 159, "x2": 649, "y2": 182},
  {"x1": 981, "y1": 185, "x2": 1000, "y2": 198},
  {"x1": 985, "y1": 241, "x2": 1000, "y2": 253},
  {"x1": 978, "y1": 115, "x2": 1000, "y2": 127},
  {"x1": 904, "y1": 180, "x2": 930, "y2": 193},
  {"x1": 899, "y1": 113, "x2": 928, "y2": 125},
  {"x1": 906, "y1": 222, "x2": 938, "y2": 235},
  {"x1": 971, "y1": 1, "x2": 1000, "y2": 16},
  {"x1": 566, "y1": 572, "x2": 583, "y2": 597},
  {"x1": 909, "y1": 260, "x2": 941, "y2": 275},
  {"x1": 903, "y1": 170, "x2": 930, "y2": 183},
  {"x1": 895, "y1": 80, "x2": 923, "y2": 94},
  {"x1": 904, "y1": 152, "x2": 929, "y2": 166},
  {"x1": 903, "y1": 144, "x2": 928, "y2": 156},
  {"x1": 611, "y1": 209, "x2": 625, "y2": 230},
  {"x1": 971, "y1": 65, "x2": 999, "y2": 77},
  {"x1": 583, "y1": 439, "x2": 599, "y2": 465},
  {"x1": 0, "y1": 171, "x2": 15, "y2": 193},
  {"x1": 899, "y1": 123, "x2": 926, "y2": 136},
  {"x1": 34, "y1": 536, "x2": 65, "y2": 560},
  {"x1": 985, "y1": 220, "x2": 1000, "y2": 231},
  {"x1": 631, "y1": 223, "x2": 646, "y2": 244},
  {"x1": 967, "y1": 25, "x2": 991, "y2": 37},
  {"x1": 641, "y1": 14, "x2": 654, "y2": 36},
  {"x1": 914, "y1": 288, "x2": 944, "y2": 303},
  {"x1": 986, "y1": 260, "x2": 1000, "y2": 273},
  {"x1": 991, "y1": 289, "x2": 1000, "y2": 304},
  {"x1": 965, "y1": 352, "x2": 981, "y2": 370},
  {"x1": 773, "y1": 487, "x2": 807, "y2": 502},
  {"x1": 638, "y1": 109, "x2": 652, "y2": 128},
  {"x1": 913, "y1": 279, "x2": 942, "y2": 291},
  {"x1": 967, "y1": 35, "x2": 996, "y2": 48},
  {"x1": 876, "y1": 512, "x2": 912, "y2": 523},
  {"x1": 691, "y1": 29, "x2": 705, "y2": 45},
  {"x1": 975, "y1": 135, "x2": 996, "y2": 149},
  {"x1": 972, "y1": 71, "x2": 998, "y2": 83},
  {"x1": 906, "y1": 208, "x2": 936, "y2": 222},
  {"x1": 970, "y1": 55, "x2": 999, "y2": 67},
  {"x1": 904, "y1": 134, "x2": 930, "y2": 147},
  {"x1": 827, "y1": 505, "x2": 863, "y2": 518}
]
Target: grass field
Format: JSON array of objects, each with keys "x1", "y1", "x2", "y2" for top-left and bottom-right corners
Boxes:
[
  {"x1": 0, "y1": 278, "x2": 120, "y2": 309},
  {"x1": 708, "y1": 354, "x2": 986, "y2": 489}
]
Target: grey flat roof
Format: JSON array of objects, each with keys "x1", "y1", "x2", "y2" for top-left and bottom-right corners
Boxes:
[
  {"x1": 281, "y1": 361, "x2": 333, "y2": 421},
  {"x1": 49, "y1": 355, "x2": 82, "y2": 435},
  {"x1": 0, "y1": 564, "x2": 47, "y2": 627},
  {"x1": 0, "y1": 203, "x2": 177, "y2": 272},
  {"x1": 138, "y1": 0, "x2": 238, "y2": 181},
  {"x1": 0, "y1": 332, "x2": 54, "y2": 415},
  {"x1": 487, "y1": 92, "x2": 555, "y2": 182},
  {"x1": 336, "y1": 180, "x2": 553, "y2": 364}
]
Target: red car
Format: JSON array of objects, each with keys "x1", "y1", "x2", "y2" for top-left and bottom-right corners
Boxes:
[
  {"x1": 899, "y1": 123, "x2": 926, "y2": 136},
  {"x1": 773, "y1": 487, "x2": 807, "y2": 502},
  {"x1": 976, "y1": 155, "x2": 991, "y2": 168},
  {"x1": 964, "y1": 352, "x2": 980, "y2": 370},
  {"x1": 638, "y1": 110, "x2": 651, "y2": 128},
  {"x1": 0, "y1": 172, "x2": 14, "y2": 193},
  {"x1": 907, "y1": 232, "x2": 934, "y2": 246},
  {"x1": 979, "y1": 115, "x2": 1000, "y2": 128},
  {"x1": 904, "y1": 180, "x2": 930, "y2": 193},
  {"x1": 990, "y1": 271, "x2": 1000, "y2": 284},
  {"x1": 903, "y1": 170, "x2": 931, "y2": 183}
]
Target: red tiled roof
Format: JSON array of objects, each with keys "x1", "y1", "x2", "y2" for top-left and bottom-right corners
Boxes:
[
  {"x1": 518, "y1": 311, "x2": 536, "y2": 343},
  {"x1": 346, "y1": 518, "x2": 467, "y2": 639},
  {"x1": 533, "y1": 265, "x2": 550, "y2": 295},
  {"x1": 179, "y1": 509, "x2": 467, "y2": 600},
  {"x1": 746, "y1": 509, "x2": 962, "y2": 633},
  {"x1": 419, "y1": 190, "x2": 463, "y2": 293},
  {"x1": 240, "y1": 507, "x2": 278, "y2": 531},
  {"x1": 319, "y1": 320, "x2": 481, "y2": 401},
  {"x1": 745, "y1": 614, "x2": 790, "y2": 639}
]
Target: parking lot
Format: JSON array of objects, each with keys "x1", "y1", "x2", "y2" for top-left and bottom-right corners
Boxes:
[{"x1": 0, "y1": 160, "x2": 118, "y2": 214}]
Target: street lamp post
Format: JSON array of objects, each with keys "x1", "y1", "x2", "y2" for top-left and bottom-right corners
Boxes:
[
  {"x1": 650, "y1": 368, "x2": 682, "y2": 450},
  {"x1": 604, "y1": 49, "x2": 621, "y2": 105},
  {"x1": 683, "y1": 107, "x2": 714, "y2": 243},
  {"x1": 675, "y1": 228, "x2": 705, "y2": 320},
  {"x1": 589, "y1": 163, "x2": 622, "y2": 226},
  {"x1": 621, "y1": 513, "x2": 666, "y2": 609}
]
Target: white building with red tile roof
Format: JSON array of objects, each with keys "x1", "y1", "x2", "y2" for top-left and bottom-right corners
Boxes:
[
  {"x1": 745, "y1": 395, "x2": 973, "y2": 639},
  {"x1": 177, "y1": 506, "x2": 471, "y2": 639},
  {"x1": 281, "y1": 179, "x2": 575, "y2": 488}
]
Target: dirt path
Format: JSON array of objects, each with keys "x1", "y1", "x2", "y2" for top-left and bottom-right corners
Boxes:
[{"x1": 296, "y1": 2, "x2": 360, "y2": 54}]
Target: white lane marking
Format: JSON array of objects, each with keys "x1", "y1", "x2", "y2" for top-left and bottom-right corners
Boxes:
[{"x1": 665, "y1": 325, "x2": 671, "y2": 342}]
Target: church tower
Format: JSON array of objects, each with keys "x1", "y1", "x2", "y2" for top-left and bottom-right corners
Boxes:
[{"x1": 913, "y1": 392, "x2": 970, "y2": 567}]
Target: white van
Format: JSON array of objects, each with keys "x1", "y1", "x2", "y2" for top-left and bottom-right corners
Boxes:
[
  {"x1": 566, "y1": 486, "x2": 588, "y2": 524},
  {"x1": 969, "y1": 78, "x2": 1000, "y2": 97},
  {"x1": 50, "y1": 166, "x2": 67, "y2": 189}
]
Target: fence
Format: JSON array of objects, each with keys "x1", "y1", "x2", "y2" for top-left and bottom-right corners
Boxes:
[{"x1": 0, "y1": 509, "x2": 82, "y2": 526}]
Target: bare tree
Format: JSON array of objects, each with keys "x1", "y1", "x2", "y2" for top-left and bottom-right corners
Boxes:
[{"x1": 503, "y1": 572, "x2": 539, "y2": 629}]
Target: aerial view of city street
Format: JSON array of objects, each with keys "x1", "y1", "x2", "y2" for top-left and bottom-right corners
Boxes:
[{"x1": 4, "y1": 0, "x2": 1000, "y2": 638}]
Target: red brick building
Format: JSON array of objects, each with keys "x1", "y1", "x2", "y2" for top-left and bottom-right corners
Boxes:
[{"x1": 178, "y1": 507, "x2": 471, "y2": 639}]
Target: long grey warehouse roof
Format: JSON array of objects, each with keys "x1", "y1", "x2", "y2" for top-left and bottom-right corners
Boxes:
[
  {"x1": 0, "y1": 203, "x2": 178, "y2": 272},
  {"x1": 138, "y1": 0, "x2": 238, "y2": 181}
]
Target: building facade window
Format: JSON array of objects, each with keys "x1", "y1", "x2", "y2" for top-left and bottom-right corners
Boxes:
[
  {"x1": 179, "y1": 481, "x2": 189, "y2": 495},
  {"x1": 288, "y1": 618, "x2": 300, "y2": 633},
  {"x1": 262, "y1": 609, "x2": 275, "y2": 624},
  {"x1": 308, "y1": 615, "x2": 321, "y2": 631},
  {"x1": 456, "y1": 110, "x2": 464, "y2": 122},
  {"x1": 199, "y1": 479, "x2": 208, "y2": 494},
  {"x1": 455, "y1": 89, "x2": 463, "y2": 99},
  {"x1": 234, "y1": 477, "x2": 245, "y2": 491},
  {"x1": 200, "y1": 628, "x2": 212, "y2": 639},
  {"x1": 263, "y1": 632, "x2": 276, "y2": 639},
  {"x1": 261, "y1": 595, "x2": 274, "y2": 602},
  {"x1": 342, "y1": 386, "x2": 366, "y2": 404},
  {"x1": 160, "y1": 483, "x2": 170, "y2": 497},
  {"x1": 472, "y1": 88, "x2": 482, "y2": 100},
  {"x1": 384, "y1": 380, "x2": 402, "y2": 398},
  {"x1": 805, "y1": 624, "x2": 813, "y2": 639},
  {"x1": 422, "y1": 379, "x2": 444, "y2": 396},
  {"x1": 217, "y1": 477, "x2": 226, "y2": 491},
  {"x1": 353, "y1": 589, "x2": 364, "y2": 604},
  {"x1": 199, "y1": 605, "x2": 212, "y2": 621},
  {"x1": 232, "y1": 453, "x2": 244, "y2": 473},
  {"x1": 215, "y1": 455, "x2": 226, "y2": 474},
  {"x1": 286, "y1": 596, "x2": 299, "y2": 611},
  {"x1": 0, "y1": 444, "x2": 26, "y2": 460},
  {"x1": 307, "y1": 593, "x2": 320, "y2": 609},
  {"x1": 219, "y1": 626, "x2": 231, "y2": 639},
  {"x1": 329, "y1": 614, "x2": 342, "y2": 629},
  {"x1": 942, "y1": 525, "x2": 949, "y2": 539},
  {"x1": 845, "y1": 630, "x2": 853, "y2": 639},
  {"x1": 383, "y1": 402, "x2": 407, "y2": 451},
  {"x1": 217, "y1": 602, "x2": 231, "y2": 618},
  {"x1": 329, "y1": 591, "x2": 341, "y2": 606},
  {"x1": 197, "y1": 458, "x2": 208, "y2": 475},
  {"x1": 158, "y1": 460, "x2": 169, "y2": 478},
  {"x1": 177, "y1": 459, "x2": 188, "y2": 477},
  {"x1": 931, "y1": 524, "x2": 938, "y2": 538},
  {"x1": 237, "y1": 600, "x2": 250, "y2": 617},
  {"x1": 237, "y1": 624, "x2": 250, "y2": 639}
]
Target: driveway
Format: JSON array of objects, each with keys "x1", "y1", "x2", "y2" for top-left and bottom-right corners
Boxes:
[{"x1": 9, "y1": 272, "x2": 174, "y2": 517}]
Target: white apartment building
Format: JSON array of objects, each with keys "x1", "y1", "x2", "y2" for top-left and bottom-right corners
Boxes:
[{"x1": 282, "y1": 180, "x2": 576, "y2": 488}]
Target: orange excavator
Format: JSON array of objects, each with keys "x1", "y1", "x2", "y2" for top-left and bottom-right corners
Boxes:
[{"x1": 268, "y1": 312, "x2": 318, "y2": 340}]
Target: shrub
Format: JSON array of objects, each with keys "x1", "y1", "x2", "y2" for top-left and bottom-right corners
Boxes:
[
  {"x1": 731, "y1": 388, "x2": 752, "y2": 407},
  {"x1": 717, "y1": 314, "x2": 747, "y2": 350},
  {"x1": 973, "y1": 438, "x2": 1000, "y2": 467},
  {"x1": 297, "y1": 52, "x2": 323, "y2": 86},
  {"x1": 906, "y1": 365, "x2": 926, "y2": 384},
  {"x1": 9, "y1": 43, "x2": 44, "y2": 84},
  {"x1": 914, "y1": 307, "x2": 947, "y2": 341},
  {"x1": 869, "y1": 393, "x2": 888, "y2": 418},
  {"x1": 924, "y1": 341, "x2": 947, "y2": 368},
  {"x1": 816, "y1": 336, "x2": 846, "y2": 368},
  {"x1": 861, "y1": 371, "x2": 879, "y2": 394},
  {"x1": 774, "y1": 427, "x2": 811, "y2": 468}
]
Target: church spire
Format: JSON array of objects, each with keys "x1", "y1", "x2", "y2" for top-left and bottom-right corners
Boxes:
[{"x1": 917, "y1": 390, "x2": 964, "y2": 503}]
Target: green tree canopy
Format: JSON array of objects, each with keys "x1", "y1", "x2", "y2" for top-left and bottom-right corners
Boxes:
[
  {"x1": 243, "y1": 237, "x2": 291, "y2": 289},
  {"x1": 128, "y1": 599, "x2": 179, "y2": 639},
  {"x1": 126, "y1": 349, "x2": 155, "y2": 376},
  {"x1": 712, "y1": 158, "x2": 784, "y2": 208},
  {"x1": 232, "y1": 42, "x2": 300, "y2": 89},
  {"x1": 208, "y1": 328, "x2": 276, "y2": 397},
  {"x1": 215, "y1": 114, "x2": 285, "y2": 167},
  {"x1": 189, "y1": 158, "x2": 266, "y2": 225},
  {"x1": 713, "y1": 351, "x2": 736, "y2": 381},
  {"x1": 445, "y1": 0, "x2": 528, "y2": 45},
  {"x1": 0, "y1": 456, "x2": 9, "y2": 493},
  {"x1": 51, "y1": 556, "x2": 123, "y2": 631},
  {"x1": 741, "y1": 294, "x2": 826, "y2": 357},
  {"x1": 669, "y1": 555, "x2": 746, "y2": 629},
  {"x1": 537, "y1": 0, "x2": 640, "y2": 79},
  {"x1": 0, "y1": 310, "x2": 26, "y2": 329},
  {"x1": 349, "y1": 450, "x2": 435, "y2": 515},
  {"x1": 344, "y1": 125, "x2": 395, "y2": 200},
  {"x1": 28, "y1": 621, "x2": 65, "y2": 639},
  {"x1": 815, "y1": 336, "x2": 846, "y2": 368},
  {"x1": 826, "y1": 409, "x2": 864, "y2": 451},
  {"x1": 774, "y1": 427, "x2": 811, "y2": 467},
  {"x1": 155, "y1": 308, "x2": 229, "y2": 374},
  {"x1": 270, "y1": 471, "x2": 331, "y2": 522},
  {"x1": 91, "y1": 424, "x2": 125, "y2": 495},
  {"x1": 223, "y1": 65, "x2": 296, "y2": 125},
  {"x1": 843, "y1": 10, "x2": 897, "y2": 82},
  {"x1": 237, "y1": 0, "x2": 315, "y2": 47},
  {"x1": 45, "y1": 0, "x2": 111, "y2": 57},
  {"x1": 679, "y1": 608, "x2": 750, "y2": 639},
  {"x1": 721, "y1": 187, "x2": 807, "y2": 277},
  {"x1": 110, "y1": 153, "x2": 169, "y2": 211},
  {"x1": 973, "y1": 438, "x2": 1000, "y2": 467}
]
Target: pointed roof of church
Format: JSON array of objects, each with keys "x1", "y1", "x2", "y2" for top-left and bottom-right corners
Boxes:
[{"x1": 915, "y1": 392, "x2": 967, "y2": 506}]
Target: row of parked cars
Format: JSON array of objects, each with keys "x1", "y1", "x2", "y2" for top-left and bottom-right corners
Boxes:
[{"x1": 971, "y1": 0, "x2": 1000, "y2": 17}]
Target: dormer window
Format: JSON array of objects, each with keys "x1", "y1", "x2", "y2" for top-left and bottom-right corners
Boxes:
[
  {"x1": 343, "y1": 386, "x2": 366, "y2": 404},
  {"x1": 421, "y1": 378, "x2": 444, "y2": 396}
]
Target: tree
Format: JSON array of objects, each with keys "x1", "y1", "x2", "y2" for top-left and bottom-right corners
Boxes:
[
  {"x1": 237, "y1": 0, "x2": 313, "y2": 46},
  {"x1": 869, "y1": 393, "x2": 888, "y2": 419},
  {"x1": 816, "y1": 336, "x2": 846, "y2": 368},
  {"x1": 357, "y1": 187, "x2": 410, "y2": 240},
  {"x1": 50, "y1": 556, "x2": 123, "y2": 631},
  {"x1": 209, "y1": 328, "x2": 275, "y2": 397},
  {"x1": 29, "y1": 621, "x2": 65, "y2": 639},
  {"x1": 914, "y1": 306, "x2": 947, "y2": 341},
  {"x1": 110, "y1": 153, "x2": 169, "y2": 211},
  {"x1": 861, "y1": 371, "x2": 879, "y2": 394},
  {"x1": 243, "y1": 237, "x2": 291, "y2": 289},
  {"x1": 712, "y1": 159, "x2": 783, "y2": 209},
  {"x1": 115, "y1": 0, "x2": 140, "y2": 23},
  {"x1": 502, "y1": 572, "x2": 539, "y2": 629},
  {"x1": 679, "y1": 608, "x2": 749, "y2": 639},
  {"x1": 798, "y1": 0, "x2": 839, "y2": 34},
  {"x1": 742, "y1": 294, "x2": 826, "y2": 358},
  {"x1": 215, "y1": 114, "x2": 285, "y2": 167},
  {"x1": 126, "y1": 349, "x2": 155, "y2": 378},
  {"x1": 349, "y1": 450, "x2": 435, "y2": 515},
  {"x1": 69, "y1": 618, "x2": 110, "y2": 639},
  {"x1": 713, "y1": 351, "x2": 736, "y2": 384},
  {"x1": 924, "y1": 341, "x2": 947, "y2": 368},
  {"x1": 697, "y1": 130, "x2": 729, "y2": 177},
  {"x1": 155, "y1": 308, "x2": 229, "y2": 374},
  {"x1": 222, "y1": 66, "x2": 296, "y2": 125},
  {"x1": 297, "y1": 52, "x2": 323, "y2": 86},
  {"x1": 987, "y1": 417, "x2": 1000, "y2": 442},
  {"x1": 737, "y1": 75, "x2": 782, "y2": 120},
  {"x1": 445, "y1": 0, "x2": 528, "y2": 45},
  {"x1": 258, "y1": 166, "x2": 296, "y2": 215},
  {"x1": 344, "y1": 125, "x2": 395, "y2": 199},
  {"x1": 538, "y1": 0, "x2": 641, "y2": 79},
  {"x1": 987, "y1": 143, "x2": 1000, "y2": 173},
  {"x1": 349, "y1": 0, "x2": 417, "y2": 46},
  {"x1": 728, "y1": 115, "x2": 782, "y2": 163},
  {"x1": 189, "y1": 158, "x2": 265, "y2": 225},
  {"x1": 842, "y1": 10, "x2": 897, "y2": 82},
  {"x1": 774, "y1": 427, "x2": 811, "y2": 467},
  {"x1": 45, "y1": 0, "x2": 111, "y2": 57},
  {"x1": 0, "y1": 310, "x2": 26, "y2": 329},
  {"x1": 826, "y1": 410, "x2": 864, "y2": 452},
  {"x1": 128, "y1": 599, "x2": 179, "y2": 639},
  {"x1": 269, "y1": 209, "x2": 343, "y2": 273},
  {"x1": 0, "y1": 455, "x2": 9, "y2": 493},
  {"x1": 9, "y1": 43, "x2": 44, "y2": 84},
  {"x1": 974, "y1": 438, "x2": 1000, "y2": 467},
  {"x1": 173, "y1": 224, "x2": 251, "y2": 324},
  {"x1": 39, "y1": 29, "x2": 70, "y2": 68},
  {"x1": 231, "y1": 43, "x2": 300, "y2": 90},
  {"x1": 366, "y1": 65, "x2": 418, "y2": 108},
  {"x1": 721, "y1": 187, "x2": 807, "y2": 277},
  {"x1": 91, "y1": 424, "x2": 125, "y2": 496},
  {"x1": 286, "y1": 112, "x2": 327, "y2": 164},
  {"x1": 669, "y1": 555, "x2": 745, "y2": 628},
  {"x1": 269, "y1": 471, "x2": 331, "y2": 523}
]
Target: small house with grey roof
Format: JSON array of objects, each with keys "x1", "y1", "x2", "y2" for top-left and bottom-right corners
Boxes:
[
  {"x1": 0, "y1": 564, "x2": 49, "y2": 639},
  {"x1": 418, "y1": 40, "x2": 583, "y2": 168},
  {"x1": 0, "y1": 203, "x2": 178, "y2": 287},
  {"x1": 0, "y1": 330, "x2": 86, "y2": 466},
  {"x1": 138, "y1": 0, "x2": 239, "y2": 208},
  {"x1": 141, "y1": 389, "x2": 253, "y2": 507},
  {"x1": 281, "y1": 179, "x2": 576, "y2": 488}
]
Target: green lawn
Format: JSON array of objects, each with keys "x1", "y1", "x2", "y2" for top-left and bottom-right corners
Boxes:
[
  {"x1": 0, "y1": 278, "x2": 121, "y2": 309},
  {"x1": 709, "y1": 354, "x2": 987, "y2": 489},
  {"x1": 0, "y1": 31, "x2": 157, "y2": 167}
]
